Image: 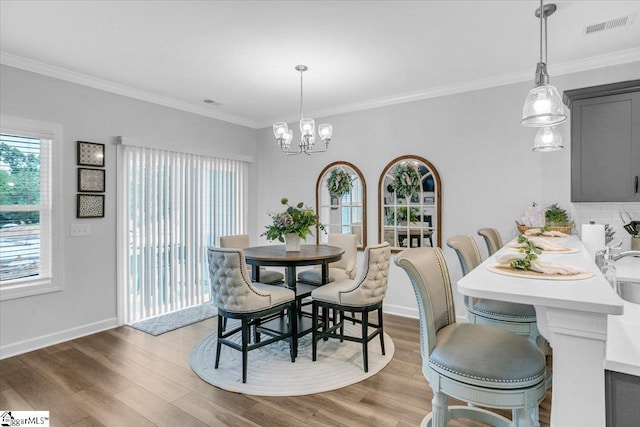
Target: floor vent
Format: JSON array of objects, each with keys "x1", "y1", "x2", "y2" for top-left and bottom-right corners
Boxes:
[{"x1": 584, "y1": 15, "x2": 631, "y2": 35}]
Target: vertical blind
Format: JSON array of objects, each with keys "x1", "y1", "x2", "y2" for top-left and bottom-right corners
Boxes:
[{"x1": 121, "y1": 145, "x2": 248, "y2": 323}]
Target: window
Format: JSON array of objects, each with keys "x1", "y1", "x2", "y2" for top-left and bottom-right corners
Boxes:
[{"x1": 0, "y1": 116, "x2": 63, "y2": 300}]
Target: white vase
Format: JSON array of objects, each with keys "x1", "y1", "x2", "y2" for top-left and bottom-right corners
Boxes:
[{"x1": 285, "y1": 233, "x2": 301, "y2": 251}]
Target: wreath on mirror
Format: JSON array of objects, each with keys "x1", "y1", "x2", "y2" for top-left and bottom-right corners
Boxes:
[
  {"x1": 390, "y1": 162, "x2": 421, "y2": 199},
  {"x1": 327, "y1": 167, "x2": 353, "y2": 198}
]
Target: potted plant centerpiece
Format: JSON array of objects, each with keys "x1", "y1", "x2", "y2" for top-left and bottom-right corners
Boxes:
[{"x1": 263, "y1": 198, "x2": 325, "y2": 251}]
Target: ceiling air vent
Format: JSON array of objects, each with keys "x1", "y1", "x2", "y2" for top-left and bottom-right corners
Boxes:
[{"x1": 584, "y1": 15, "x2": 632, "y2": 35}]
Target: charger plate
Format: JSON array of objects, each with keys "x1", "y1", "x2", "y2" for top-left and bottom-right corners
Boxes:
[{"x1": 487, "y1": 264, "x2": 595, "y2": 281}]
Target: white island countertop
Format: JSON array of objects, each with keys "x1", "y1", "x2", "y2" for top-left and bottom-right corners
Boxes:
[
  {"x1": 458, "y1": 237, "x2": 624, "y2": 315},
  {"x1": 606, "y1": 255, "x2": 640, "y2": 377}
]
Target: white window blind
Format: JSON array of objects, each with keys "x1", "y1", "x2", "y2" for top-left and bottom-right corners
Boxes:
[
  {"x1": 0, "y1": 116, "x2": 62, "y2": 300},
  {"x1": 120, "y1": 145, "x2": 248, "y2": 322}
]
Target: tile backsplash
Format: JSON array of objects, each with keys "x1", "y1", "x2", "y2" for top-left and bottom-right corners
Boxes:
[{"x1": 572, "y1": 203, "x2": 640, "y2": 251}]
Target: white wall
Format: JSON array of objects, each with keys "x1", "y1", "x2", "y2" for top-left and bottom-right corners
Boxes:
[
  {"x1": 255, "y1": 61, "x2": 640, "y2": 318},
  {"x1": 2, "y1": 60, "x2": 638, "y2": 356},
  {"x1": 0, "y1": 65, "x2": 259, "y2": 358}
]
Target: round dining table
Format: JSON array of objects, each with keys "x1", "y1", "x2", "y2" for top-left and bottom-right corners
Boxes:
[
  {"x1": 243, "y1": 244, "x2": 344, "y2": 339},
  {"x1": 243, "y1": 244, "x2": 344, "y2": 290}
]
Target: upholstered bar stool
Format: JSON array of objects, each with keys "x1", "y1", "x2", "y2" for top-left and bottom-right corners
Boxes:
[
  {"x1": 446, "y1": 235, "x2": 543, "y2": 349},
  {"x1": 311, "y1": 242, "x2": 390, "y2": 372},
  {"x1": 207, "y1": 247, "x2": 296, "y2": 383},
  {"x1": 396, "y1": 247, "x2": 546, "y2": 427},
  {"x1": 220, "y1": 234, "x2": 284, "y2": 285},
  {"x1": 477, "y1": 227, "x2": 504, "y2": 256},
  {"x1": 298, "y1": 233, "x2": 358, "y2": 284}
]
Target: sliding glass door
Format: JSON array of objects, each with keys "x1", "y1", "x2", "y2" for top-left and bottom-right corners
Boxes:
[{"x1": 118, "y1": 144, "x2": 248, "y2": 323}]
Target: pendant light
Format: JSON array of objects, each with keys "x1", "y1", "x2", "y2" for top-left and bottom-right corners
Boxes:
[
  {"x1": 521, "y1": 1, "x2": 566, "y2": 127},
  {"x1": 273, "y1": 65, "x2": 333, "y2": 156}
]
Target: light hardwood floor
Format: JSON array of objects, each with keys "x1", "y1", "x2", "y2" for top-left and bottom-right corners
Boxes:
[{"x1": 0, "y1": 314, "x2": 551, "y2": 426}]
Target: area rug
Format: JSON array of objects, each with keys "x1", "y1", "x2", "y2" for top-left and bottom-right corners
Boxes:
[
  {"x1": 130, "y1": 304, "x2": 217, "y2": 336},
  {"x1": 189, "y1": 322, "x2": 394, "y2": 396}
]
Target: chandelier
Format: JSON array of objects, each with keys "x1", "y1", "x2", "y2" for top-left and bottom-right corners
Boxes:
[
  {"x1": 273, "y1": 65, "x2": 333, "y2": 155},
  {"x1": 521, "y1": 0, "x2": 566, "y2": 153}
]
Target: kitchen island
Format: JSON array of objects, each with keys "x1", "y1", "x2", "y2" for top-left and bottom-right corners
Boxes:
[{"x1": 458, "y1": 237, "x2": 625, "y2": 427}]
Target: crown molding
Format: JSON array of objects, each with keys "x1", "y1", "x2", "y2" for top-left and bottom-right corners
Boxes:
[
  {"x1": 0, "y1": 52, "x2": 260, "y2": 129},
  {"x1": 258, "y1": 47, "x2": 640, "y2": 128},
  {"x1": 3, "y1": 48, "x2": 639, "y2": 131}
]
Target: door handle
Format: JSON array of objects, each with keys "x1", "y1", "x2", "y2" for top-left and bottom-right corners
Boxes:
[{"x1": 636, "y1": 175, "x2": 639, "y2": 194}]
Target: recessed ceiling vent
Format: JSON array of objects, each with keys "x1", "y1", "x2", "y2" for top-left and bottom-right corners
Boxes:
[{"x1": 584, "y1": 15, "x2": 632, "y2": 35}]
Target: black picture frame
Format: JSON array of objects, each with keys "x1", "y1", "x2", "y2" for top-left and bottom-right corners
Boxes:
[
  {"x1": 77, "y1": 141, "x2": 105, "y2": 167},
  {"x1": 77, "y1": 194, "x2": 105, "y2": 218},
  {"x1": 78, "y1": 168, "x2": 105, "y2": 192}
]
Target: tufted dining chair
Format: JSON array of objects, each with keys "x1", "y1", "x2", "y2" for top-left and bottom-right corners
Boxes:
[
  {"x1": 220, "y1": 234, "x2": 284, "y2": 285},
  {"x1": 446, "y1": 235, "x2": 544, "y2": 351},
  {"x1": 298, "y1": 233, "x2": 358, "y2": 284},
  {"x1": 207, "y1": 247, "x2": 296, "y2": 383},
  {"x1": 395, "y1": 247, "x2": 546, "y2": 427},
  {"x1": 477, "y1": 227, "x2": 505, "y2": 256},
  {"x1": 311, "y1": 242, "x2": 390, "y2": 372}
]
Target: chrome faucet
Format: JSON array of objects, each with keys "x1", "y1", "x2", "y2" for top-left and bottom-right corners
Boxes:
[{"x1": 594, "y1": 249, "x2": 640, "y2": 273}]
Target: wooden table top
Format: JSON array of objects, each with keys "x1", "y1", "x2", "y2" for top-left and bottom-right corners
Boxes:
[{"x1": 243, "y1": 244, "x2": 344, "y2": 264}]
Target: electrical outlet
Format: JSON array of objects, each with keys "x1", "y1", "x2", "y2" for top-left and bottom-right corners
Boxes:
[{"x1": 70, "y1": 223, "x2": 91, "y2": 236}]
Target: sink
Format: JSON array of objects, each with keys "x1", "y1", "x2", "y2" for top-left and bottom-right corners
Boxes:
[{"x1": 618, "y1": 281, "x2": 640, "y2": 305}]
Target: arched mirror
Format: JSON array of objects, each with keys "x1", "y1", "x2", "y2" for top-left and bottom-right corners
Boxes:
[
  {"x1": 378, "y1": 155, "x2": 441, "y2": 252},
  {"x1": 316, "y1": 161, "x2": 367, "y2": 249}
]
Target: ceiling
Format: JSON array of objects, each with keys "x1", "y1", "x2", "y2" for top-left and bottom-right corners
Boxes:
[{"x1": 1, "y1": 1, "x2": 639, "y2": 129}]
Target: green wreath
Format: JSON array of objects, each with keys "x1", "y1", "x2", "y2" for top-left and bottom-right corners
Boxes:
[
  {"x1": 327, "y1": 167, "x2": 353, "y2": 198},
  {"x1": 390, "y1": 163, "x2": 421, "y2": 199}
]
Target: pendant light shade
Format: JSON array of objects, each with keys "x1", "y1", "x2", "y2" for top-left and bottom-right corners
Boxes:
[
  {"x1": 532, "y1": 126, "x2": 563, "y2": 152},
  {"x1": 522, "y1": 84, "x2": 566, "y2": 127},
  {"x1": 521, "y1": 1, "x2": 566, "y2": 128}
]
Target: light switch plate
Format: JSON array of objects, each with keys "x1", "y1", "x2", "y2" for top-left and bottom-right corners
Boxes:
[{"x1": 70, "y1": 223, "x2": 91, "y2": 236}]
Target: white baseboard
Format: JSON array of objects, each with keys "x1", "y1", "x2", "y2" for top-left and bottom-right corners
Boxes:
[
  {"x1": 383, "y1": 303, "x2": 469, "y2": 324},
  {"x1": 383, "y1": 303, "x2": 419, "y2": 319},
  {"x1": 0, "y1": 317, "x2": 118, "y2": 360}
]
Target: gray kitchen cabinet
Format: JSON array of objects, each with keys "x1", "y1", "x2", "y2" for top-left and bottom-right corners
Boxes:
[
  {"x1": 606, "y1": 370, "x2": 640, "y2": 427},
  {"x1": 564, "y1": 80, "x2": 640, "y2": 202}
]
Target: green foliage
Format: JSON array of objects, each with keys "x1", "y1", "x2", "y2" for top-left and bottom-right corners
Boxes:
[
  {"x1": 390, "y1": 162, "x2": 421, "y2": 199},
  {"x1": 0, "y1": 142, "x2": 41, "y2": 225},
  {"x1": 262, "y1": 198, "x2": 325, "y2": 242},
  {"x1": 327, "y1": 167, "x2": 353, "y2": 198},
  {"x1": 545, "y1": 203, "x2": 571, "y2": 226},
  {"x1": 388, "y1": 206, "x2": 420, "y2": 224},
  {"x1": 511, "y1": 235, "x2": 541, "y2": 271}
]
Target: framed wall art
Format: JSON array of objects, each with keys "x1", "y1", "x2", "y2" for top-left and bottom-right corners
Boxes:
[
  {"x1": 77, "y1": 141, "x2": 105, "y2": 167},
  {"x1": 77, "y1": 194, "x2": 105, "y2": 218},
  {"x1": 78, "y1": 168, "x2": 105, "y2": 192}
]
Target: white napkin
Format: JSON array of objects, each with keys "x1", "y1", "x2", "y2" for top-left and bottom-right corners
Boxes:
[
  {"x1": 507, "y1": 237, "x2": 568, "y2": 251},
  {"x1": 524, "y1": 228, "x2": 569, "y2": 238},
  {"x1": 496, "y1": 250, "x2": 589, "y2": 275},
  {"x1": 529, "y1": 261, "x2": 589, "y2": 275},
  {"x1": 495, "y1": 249, "x2": 526, "y2": 264}
]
